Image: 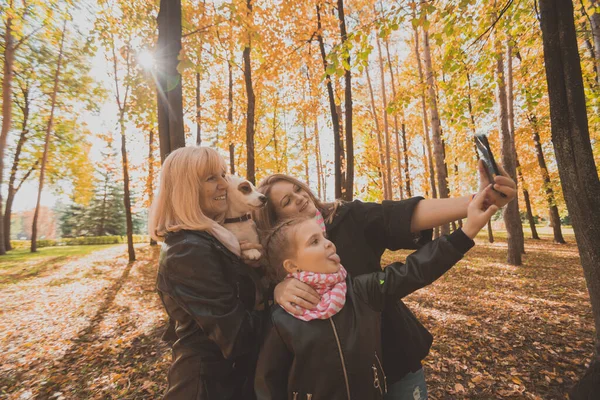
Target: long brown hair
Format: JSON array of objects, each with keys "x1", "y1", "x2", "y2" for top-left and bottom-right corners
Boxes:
[{"x1": 252, "y1": 174, "x2": 342, "y2": 233}]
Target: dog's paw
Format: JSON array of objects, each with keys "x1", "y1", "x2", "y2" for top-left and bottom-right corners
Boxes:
[{"x1": 243, "y1": 249, "x2": 262, "y2": 261}]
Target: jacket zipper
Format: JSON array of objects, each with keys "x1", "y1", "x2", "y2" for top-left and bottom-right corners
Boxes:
[
  {"x1": 372, "y1": 365, "x2": 382, "y2": 395},
  {"x1": 329, "y1": 318, "x2": 351, "y2": 400},
  {"x1": 374, "y1": 352, "x2": 388, "y2": 394}
]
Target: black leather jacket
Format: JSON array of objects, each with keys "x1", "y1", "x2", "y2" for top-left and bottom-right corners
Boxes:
[
  {"x1": 156, "y1": 230, "x2": 263, "y2": 400},
  {"x1": 255, "y1": 229, "x2": 473, "y2": 400}
]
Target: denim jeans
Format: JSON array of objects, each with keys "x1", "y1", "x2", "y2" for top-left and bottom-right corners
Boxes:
[{"x1": 384, "y1": 368, "x2": 428, "y2": 400}]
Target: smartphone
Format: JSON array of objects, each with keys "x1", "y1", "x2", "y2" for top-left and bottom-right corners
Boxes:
[{"x1": 474, "y1": 134, "x2": 506, "y2": 198}]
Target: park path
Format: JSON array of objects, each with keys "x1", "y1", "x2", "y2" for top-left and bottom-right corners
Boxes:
[{"x1": 0, "y1": 244, "x2": 169, "y2": 399}]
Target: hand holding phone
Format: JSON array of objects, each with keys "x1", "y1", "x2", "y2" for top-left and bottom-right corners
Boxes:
[{"x1": 474, "y1": 134, "x2": 507, "y2": 198}]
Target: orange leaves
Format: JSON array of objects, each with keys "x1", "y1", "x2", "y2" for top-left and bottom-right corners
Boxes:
[{"x1": 384, "y1": 232, "x2": 592, "y2": 399}]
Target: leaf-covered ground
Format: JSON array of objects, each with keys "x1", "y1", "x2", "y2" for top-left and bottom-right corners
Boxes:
[
  {"x1": 0, "y1": 230, "x2": 593, "y2": 399},
  {"x1": 385, "y1": 229, "x2": 593, "y2": 400}
]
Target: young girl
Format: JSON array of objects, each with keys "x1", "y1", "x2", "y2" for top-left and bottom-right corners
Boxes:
[
  {"x1": 254, "y1": 186, "x2": 499, "y2": 400},
  {"x1": 253, "y1": 166, "x2": 516, "y2": 399}
]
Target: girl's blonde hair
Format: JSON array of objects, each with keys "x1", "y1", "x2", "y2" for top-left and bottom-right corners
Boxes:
[
  {"x1": 252, "y1": 174, "x2": 342, "y2": 233},
  {"x1": 149, "y1": 146, "x2": 227, "y2": 242}
]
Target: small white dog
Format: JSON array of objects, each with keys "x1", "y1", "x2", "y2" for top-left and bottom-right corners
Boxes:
[{"x1": 223, "y1": 175, "x2": 267, "y2": 261}]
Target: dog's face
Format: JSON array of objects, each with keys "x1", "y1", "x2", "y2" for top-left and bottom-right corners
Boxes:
[{"x1": 225, "y1": 175, "x2": 267, "y2": 214}]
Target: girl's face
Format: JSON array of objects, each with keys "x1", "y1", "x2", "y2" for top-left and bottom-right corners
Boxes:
[
  {"x1": 269, "y1": 181, "x2": 317, "y2": 220},
  {"x1": 284, "y1": 219, "x2": 340, "y2": 275},
  {"x1": 199, "y1": 169, "x2": 229, "y2": 219}
]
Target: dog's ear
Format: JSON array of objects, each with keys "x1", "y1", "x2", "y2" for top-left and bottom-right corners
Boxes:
[{"x1": 238, "y1": 181, "x2": 252, "y2": 194}]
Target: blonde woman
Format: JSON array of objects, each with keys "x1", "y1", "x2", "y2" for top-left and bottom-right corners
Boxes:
[{"x1": 150, "y1": 146, "x2": 263, "y2": 400}]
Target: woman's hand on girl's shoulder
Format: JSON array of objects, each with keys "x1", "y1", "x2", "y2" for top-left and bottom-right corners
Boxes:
[{"x1": 273, "y1": 278, "x2": 321, "y2": 315}]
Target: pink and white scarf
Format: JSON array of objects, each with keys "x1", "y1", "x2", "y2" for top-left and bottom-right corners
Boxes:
[{"x1": 286, "y1": 265, "x2": 348, "y2": 321}]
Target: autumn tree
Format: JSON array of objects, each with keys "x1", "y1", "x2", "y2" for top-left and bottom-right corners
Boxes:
[
  {"x1": 95, "y1": 0, "x2": 156, "y2": 261},
  {"x1": 30, "y1": 19, "x2": 67, "y2": 253},
  {"x1": 539, "y1": 0, "x2": 600, "y2": 397},
  {"x1": 420, "y1": 1, "x2": 450, "y2": 234},
  {"x1": 0, "y1": 0, "x2": 57, "y2": 254}
]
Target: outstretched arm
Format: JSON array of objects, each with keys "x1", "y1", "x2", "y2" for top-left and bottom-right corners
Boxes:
[
  {"x1": 410, "y1": 160, "x2": 516, "y2": 232},
  {"x1": 356, "y1": 185, "x2": 500, "y2": 310}
]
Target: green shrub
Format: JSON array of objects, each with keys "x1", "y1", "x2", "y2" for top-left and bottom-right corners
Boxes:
[{"x1": 9, "y1": 239, "x2": 56, "y2": 249}]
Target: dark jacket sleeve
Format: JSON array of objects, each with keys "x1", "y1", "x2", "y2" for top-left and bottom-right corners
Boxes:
[
  {"x1": 162, "y1": 237, "x2": 257, "y2": 360},
  {"x1": 353, "y1": 229, "x2": 474, "y2": 311},
  {"x1": 356, "y1": 198, "x2": 433, "y2": 251},
  {"x1": 254, "y1": 313, "x2": 292, "y2": 400}
]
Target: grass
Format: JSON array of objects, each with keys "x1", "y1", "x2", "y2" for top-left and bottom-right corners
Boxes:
[
  {"x1": 0, "y1": 244, "x2": 121, "y2": 285},
  {"x1": 474, "y1": 224, "x2": 574, "y2": 241}
]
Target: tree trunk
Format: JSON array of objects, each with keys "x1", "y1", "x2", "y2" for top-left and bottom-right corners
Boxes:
[
  {"x1": 32, "y1": 20, "x2": 67, "y2": 253},
  {"x1": 99, "y1": 173, "x2": 109, "y2": 236},
  {"x1": 529, "y1": 114, "x2": 566, "y2": 243},
  {"x1": 316, "y1": 3, "x2": 343, "y2": 199},
  {"x1": 454, "y1": 164, "x2": 463, "y2": 229},
  {"x1": 422, "y1": 9, "x2": 450, "y2": 234},
  {"x1": 227, "y1": 61, "x2": 235, "y2": 174},
  {"x1": 385, "y1": 39, "x2": 404, "y2": 200},
  {"x1": 196, "y1": 72, "x2": 202, "y2": 145},
  {"x1": 306, "y1": 65, "x2": 324, "y2": 199},
  {"x1": 337, "y1": 0, "x2": 353, "y2": 200},
  {"x1": 495, "y1": 35, "x2": 523, "y2": 265},
  {"x1": 365, "y1": 63, "x2": 389, "y2": 200},
  {"x1": 148, "y1": 129, "x2": 157, "y2": 245},
  {"x1": 487, "y1": 221, "x2": 494, "y2": 243},
  {"x1": 0, "y1": 14, "x2": 15, "y2": 255},
  {"x1": 539, "y1": 1, "x2": 600, "y2": 397},
  {"x1": 589, "y1": 0, "x2": 600, "y2": 84},
  {"x1": 5, "y1": 83, "x2": 30, "y2": 250},
  {"x1": 315, "y1": 117, "x2": 324, "y2": 199},
  {"x1": 375, "y1": 17, "x2": 392, "y2": 200},
  {"x1": 516, "y1": 156, "x2": 540, "y2": 239},
  {"x1": 505, "y1": 40, "x2": 526, "y2": 253},
  {"x1": 272, "y1": 97, "x2": 280, "y2": 170},
  {"x1": 157, "y1": 0, "x2": 185, "y2": 163},
  {"x1": 300, "y1": 85, "x2": 310, "y2": 184},
  {"x1": 241, "y1": 15, "x2": 254, "y2": 181},
  {"x1": 120, "y1": 116, "x2": 136, "y2": 261},
  {"x1": 335, "y1": 104, "x2": 346, "y2": 192},
  {"x1": 421, "y1": 144, "x2": 430, "y2": 198},
  {"x1": 401, "y1": 122, "x2": 412, "y2": 197},
  {"x1": 242, "y1": 0, "x2": 256, "y2": 183},
  {"x1": 413, "y1": 24, "x2": 438, "y2": 202}
]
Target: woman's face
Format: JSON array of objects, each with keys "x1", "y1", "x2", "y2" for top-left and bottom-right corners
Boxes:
[
  {"x1": 285, "y1": 219, "x2": 340, "y2": 274},
  {"x1": 199, "y1": 169, "x2": 229, "y2": 219},
  {"x1": 269, "y1": 181, "x2": 317, "y2": 219}
]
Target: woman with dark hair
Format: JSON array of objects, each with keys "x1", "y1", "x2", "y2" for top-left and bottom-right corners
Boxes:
[
  {"x1": 253, "y1": 164, "x2": 516, "y2": 400},
  {"x1": 150, "y1": 146, "x2": 264, "y2": 400}
]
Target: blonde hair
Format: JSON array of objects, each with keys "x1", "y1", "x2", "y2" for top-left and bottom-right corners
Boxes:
[
  {"x1": 149, "y1": 146, "x2": 227, "y2": 242},
  {"x1": 252, "y1": 174, "x2": 342, "y2": 233},
  {"x1": 262, "y1": 217, "x2": 311, "y2": 283}
]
